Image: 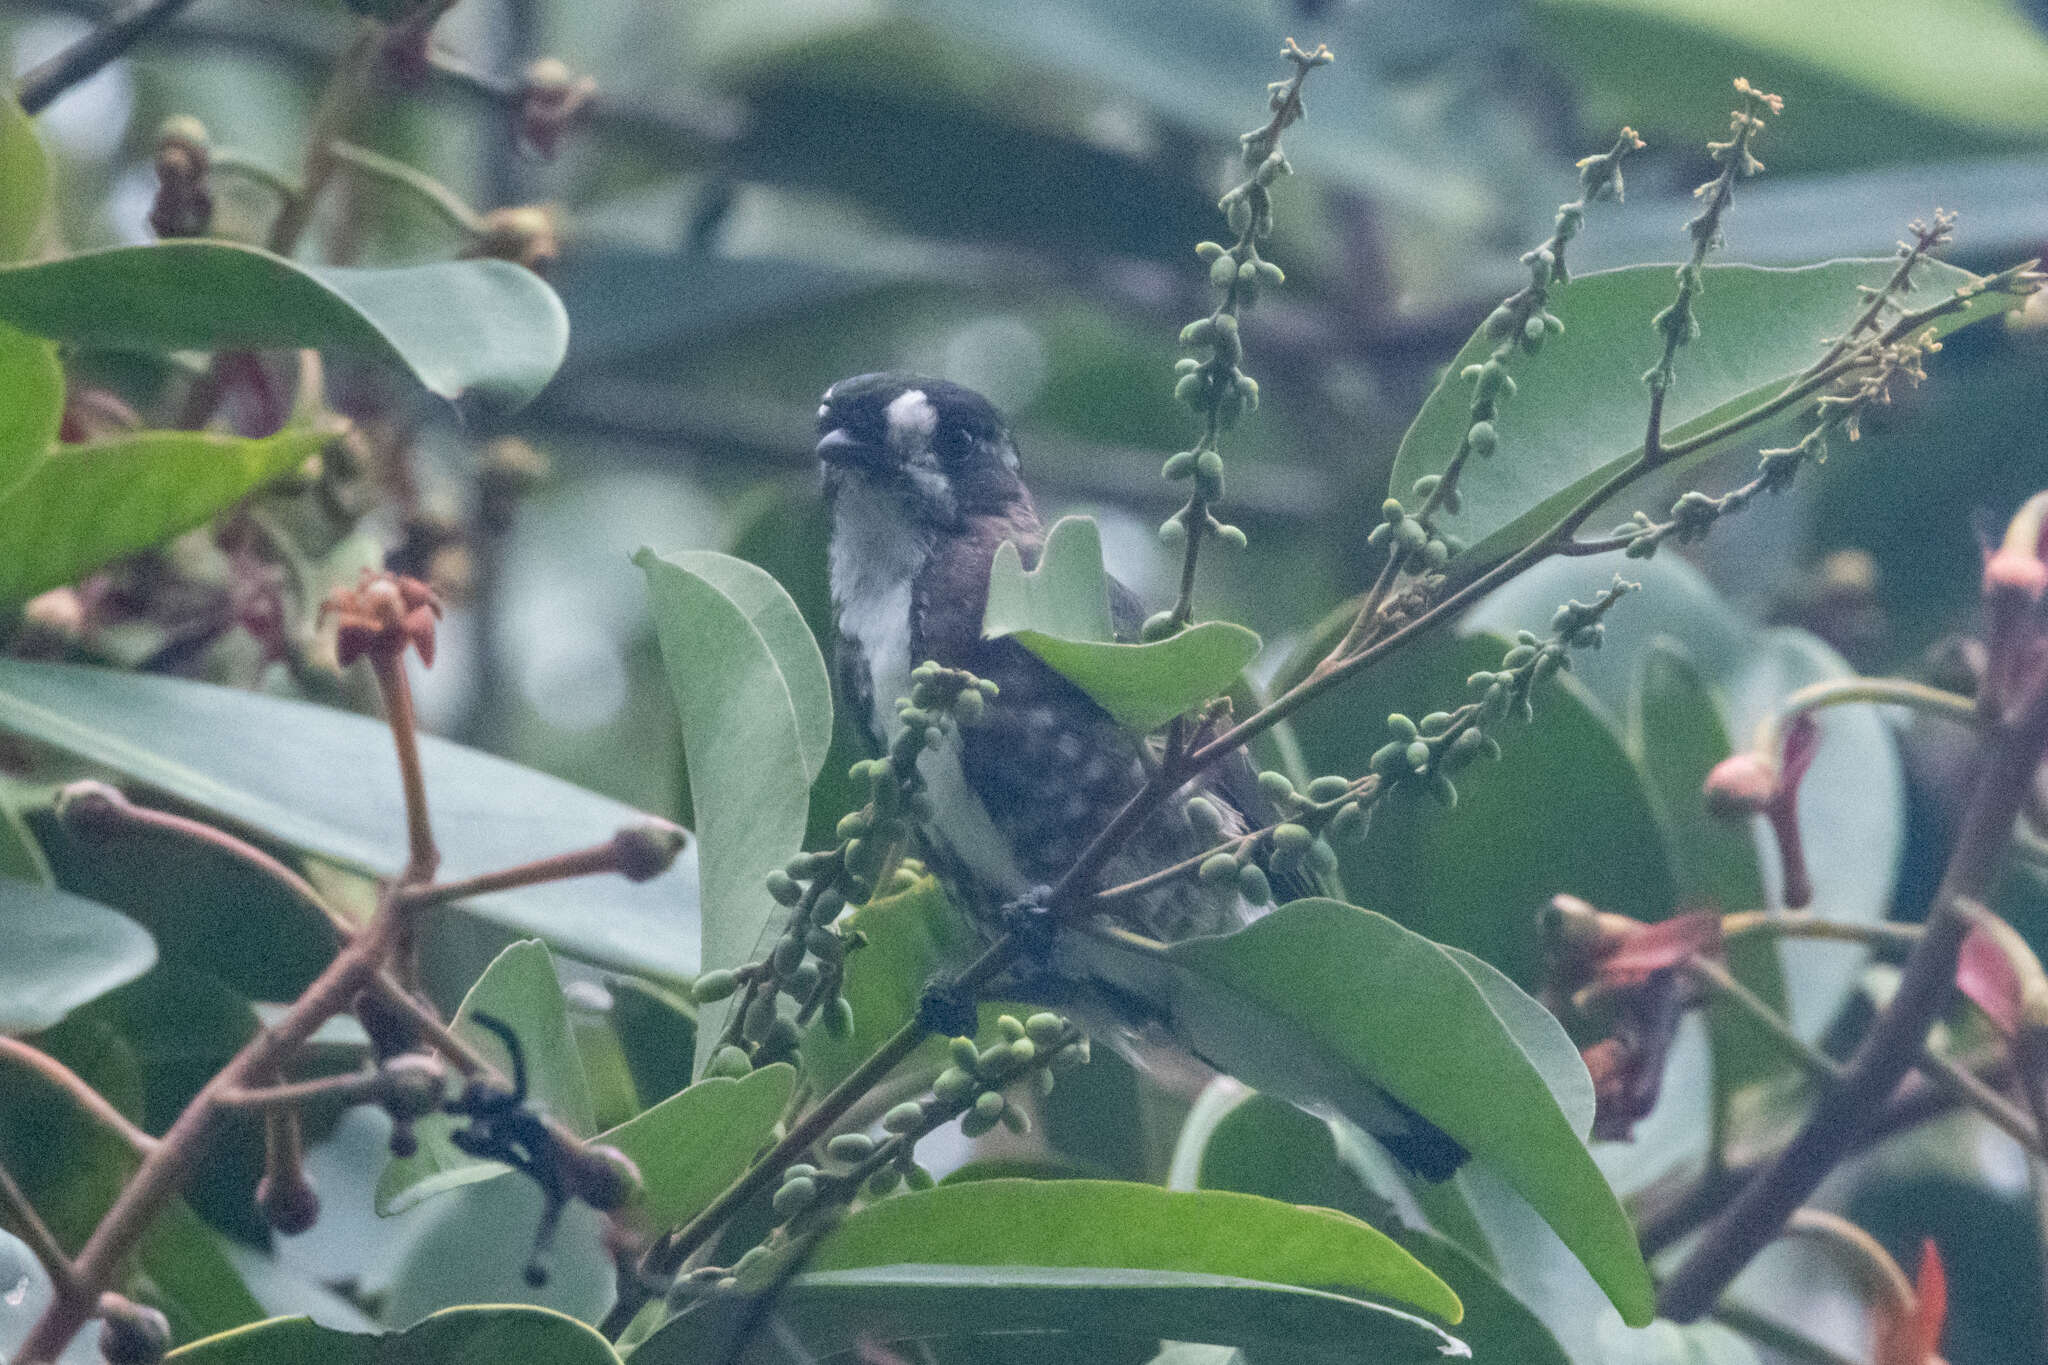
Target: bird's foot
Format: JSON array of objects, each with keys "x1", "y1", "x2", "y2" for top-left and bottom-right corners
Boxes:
[{"x1": 998, "y1": 884, "x2": 1060, "y2": 961}]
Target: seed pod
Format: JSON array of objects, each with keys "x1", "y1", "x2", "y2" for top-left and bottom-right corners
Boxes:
[
  {"x1": 764, "y1": 870, "x2": 801, "y2": 906},
  {"x1": 1006, "y1": 1037, "x2": 1037, "y2": 1068},
  {"x1": 1001, "y1": 1103, "x2": 1033, "y2": 1134},
  {"x1": 827, "y1": 1132, "x2": 876, "y2": 1163},
  {"x1": 1328, "y1": 802, "x2": 1367, "y2": 839},
  {"x1": 933, "y1": 1066, "x2": 977, "y2": 1105},
  {"x1": 959, "y1": 1106, "x2": 999, "y2": 1139},
  {"x1": 1386, "y1": 713, "x2": 1419, "y2": 740},
  {"x1": 1162, "y1": 450, "x2": 1197, "y2": 481},
  {"x1": 1467, "y1": 421, "x2": 1497, "y2": 457},
  {"x1": 378, "y1": 1052, "x2": 448, "y2": 1120},
  {"x1": 882, "y1": 1101, "x2": 926, "y2": 1134},
  {"x1": 255, "y1": 1169, "x2": 321, "y2": 1236},
  {"x1": 950, "y1": 1037, "x2": 982, "y2": 1074},
  {"x1": 1419, "y1": 712, "x2": 1454, "y2": 736},
  {"x1": 1210, "y1": 254, "x2": 1239, "y2": 289},
  {"x1": 709, "y1": 1044, "x2": 753, "y2": 1079},
  {"x1": 1199, "y1": 852, "x2": 1239, "y2": 886},
  {"x1": 1305, "y1": 775, "x2": 1350, "y2": 803},
  {"x1": 824, "y1": 997, "x2": 856, "y2": 1039},
  {"x1": 771, "y1": 1175, "x2": 817, "y2": 1219},
  {"x1": 741, "y1": 994, "x2": 778, "y2": 1043},
  {"x1": 1257, "y1": 770, "x2": 1294, "y2": 804},
  {"x1": 1195, "y1": 241, "x2": 1226, "y2": 261},
  {"x1": 805, "y1": 927, "x2": 845, "y2": 961},
  {"x1": 996, "y1": 1014, "x2": 1026, "y2": 1042},
  {"x1": 1307, "y1": 838, "x2": 1340, "y2": 877},
  {"x1": 1370, "y1": 741, "x2": 1408, "y2": 775},
  {"x1": 1185, "y1": 796, "x2": 1225, "y2": 837},
  {"x1": 1272, "y1": 823, "x2": 1313, "y2": 854},
  {"x1": 772, "y1": 934, "x2": 805, "y2": 976},
  {"x1": 97, "y1": 1296, "x2": 172, "y2": 1365},
  {"x1": 1025, "y1": 1012, "x2": 1066, "y2": 1046},
  {"x1": 1237, "y1": 863, "x2": 1272, "y2": 906},
  {"x1": 1405, "y1": 740, "x2": 1431, "y2": 771}
]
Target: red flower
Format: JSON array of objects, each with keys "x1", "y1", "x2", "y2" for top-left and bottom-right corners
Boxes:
[
  {"x1": 322, "y1": 571, "x2": 441, "y2": 670},
  {"x1": 1874, "y1": 1239, "x2": 1947, "y2": 1365},
  {"x1": 1702, "y1": 712, "x2": 1820, "y2": 907}
]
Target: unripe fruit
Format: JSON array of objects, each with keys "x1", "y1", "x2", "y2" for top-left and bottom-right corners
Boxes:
[{"x1": 255, "y1": 1170, "x2": 321, "y2": 1236}]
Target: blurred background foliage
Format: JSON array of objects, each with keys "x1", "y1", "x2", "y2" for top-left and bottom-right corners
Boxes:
[{"x1": 9, "y1": 0, "x2": 2048, "y2": 1359}]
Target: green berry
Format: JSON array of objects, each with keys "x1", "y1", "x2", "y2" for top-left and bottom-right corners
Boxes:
[
  {"x1": 827, "y1": 1133, "x2": 875, "y2": 1162},
  {"x1": 1199, "y1": 852, "x2": 1240, "y2": 885},
  {"x1": 691, "y1": 969, "x2": 739, "y2": 1004},
  {"x1": 883, "y1": 1101, "x2": 926, "y2": 1134},
  {"x1": 1185, "y1": 796, "x2": 1225, "y2": 837},
  {"x1": 1163, "y1": 450, "x2": 1197, "y2": 481},
  {"x1": 709, "y1": 1044, "x2": 752, "y2": 1079},
  {"x1": 824, "y1": 997, "x2": 855, "y2": 1039},
  {"x1": 1237, "y1": 863, "x2": 1272, "y2": 906},
  {"x1": 1025, "y1": 1012, "x2": 1065, "y2": 1046},
  {"x1": 772, "y1": 1174, "x2": 818, "y2": 1219},
  {"x1": 1257, "y1": 770, "x2": 1295, "y2": 803},
  {"x1": 1272, "y1": 823, "x2": 1313, "y2": 854}
]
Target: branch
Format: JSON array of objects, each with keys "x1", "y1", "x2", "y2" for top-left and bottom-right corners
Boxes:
[
  {"x1": 12, "y1": 0, "x2": 199, "y2": 114},
  {"x1": 0, "y1": 1159, "x2": 76, "y2": 1298},
  {"x1": 0, "y1": 1037, "x2": 157, "y2": 1159},
  {"x1": 1657, "y1": 669, "x2": 2048, "y2": 1321}
]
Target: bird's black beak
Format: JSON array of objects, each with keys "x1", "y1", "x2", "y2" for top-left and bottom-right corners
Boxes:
[{"x1": 816, "y1": 426, "x2": 887, "y2": 473}]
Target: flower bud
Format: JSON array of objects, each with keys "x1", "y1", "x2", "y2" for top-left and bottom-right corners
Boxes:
[
  {"x1": 613, "y1": 820, "x2": 686, "y2": 881},
  {"x1": 97, "y1": 1295, "x2": 171, "y2": 1365}
]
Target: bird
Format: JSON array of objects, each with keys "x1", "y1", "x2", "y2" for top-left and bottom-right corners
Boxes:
[{"x1": 815, "y1": 371, "x2": 1465, "y2": 1180}]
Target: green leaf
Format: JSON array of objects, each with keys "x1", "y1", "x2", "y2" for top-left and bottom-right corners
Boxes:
[
  {"x1": 1089, "y1": 899, "x2": 1654, "y2": 1325},
  {"x1": 635, "y1": 1266, "x2": 1465, "y2": 1365},
  {"x1": 0, "y1": 322, "x2": 61, "y2": 501},
  {"x1": 797, "y1": 876, "x2": 1000, "y2": 1093},
  {"x1": 1173, "y1": 1088, "x2": 1570, "y2": 1365},
  {"x1": 983, "y1": 516, "x2": 1262, "y2": 732},
  {"x1": 0, "y1": 243, "x2": 567, "y2": 408},
  {"x1": 1532, "y1": 0, "x2": 2048, "y2": 173},
  {"x1": 1273, "y1": 625, "x2": 1676, "y2": 986},
  {"x1": 377, "y1": 941, "x2": 594, "y2": 1214},
  {"x1": 637, "y1": 548, "x2": 828, "y2": 1074},
  {"x1": 1465, "y1": 554, "x2": 1902, "y2": 1042},
  {"x1": 1389, "y1": 259, "x2": 2020, "y2": 574},
  {"x1": 0, "y1": 94, "x2": 47, "y2": 263},
  {"x1": 809, "y1": 1178, "x2": 1460, "y2": 1324},
  {"x1": 983, "y1": 516, "x2": 1117, "y2": 642},
  {"x1": 28, "y1": 801, "x2": 339, "y2": 1003},
  {"x1": 165, "y1": 1305, "x2": 622, "y2": 1365},
  {"x1": 599, "y1": 1064, "x2": 794, "y2": 1228},
  {"x1": 608, "y1": 978, "x2": 697, "y2": 1109},
  {"x1": 0, "y1": 877, "x2": 156, "y2": 1034},
  {"x1": 0, "y1": 427, "x2": 335, "y2": 607},
  {"x1": 1630, "y1": 641, "x2": 1788, "y2": 1148},
  {"x1": 0, "y1": 659, "x2": 696, "y2": 977}
]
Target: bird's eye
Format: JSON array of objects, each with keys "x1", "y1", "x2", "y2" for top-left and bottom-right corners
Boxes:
[{"x1": 935, "y1": 423, "x2": 975, "y2": 462}]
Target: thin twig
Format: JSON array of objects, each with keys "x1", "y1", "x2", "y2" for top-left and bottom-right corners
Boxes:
[
  {"x1": 0, "y1": 1160, "x2": 76, "y2": 1298},
  {"x1": 217, "y1": 1071, "x2": 382, "y2": 1109},
  {"x1": 12, "y1": 0, "x2": 199, "y2": 114},
  {"x1": 0, "y1": 1037, "x2": 158, "y2": 1158},
  {"x1": 1719, "y1": 911, "x2": 1921, "y2": 951},
  {"x1": 398, "y1": 840, "x2": 624, "y2": 910},
  {"x1": 1688, "y1": 957, "x2": 1841, "y2": 1083}
]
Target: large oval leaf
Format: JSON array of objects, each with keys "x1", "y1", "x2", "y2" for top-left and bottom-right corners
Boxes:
[
  {"x1": 1086, "y1": 899, "x2": 1655, "y2": 1325},
  {"x1": 165, "y1": 1305, "x2": 622, "y2": 1365},
  {"x1": 0, "y1": 243, "x2": 567, "y2": 408},
  {"x1": 0, "y1": 660, "x2": 697, "y2": 978},
  {"x1": 1174, "y1": 1086, "x2": 1572, "y2": 1365},
  {"x1": 0, "y1": 427, "x2": 334, "y2": 607},
  {"x1": 600, "y1": 1064, "x2": 794, "y2": 1228},
  {"x1": 1389, "y1": 258, "x2": 2017, "y2": 573},
  {"x1": 0, "y1": 94, "x2": 47, "y2": 263},
  {"x1": 0, "y1": 321, "x2": 60, "y2": 500},
  {"x1": 809, "y1": 1178, "x2": 1460, "y2": 1323},
  {"x1": 637, "y1": 548, "x2": 830, "y2": 1073},
  {"x1": 982, "y1": 516, "x2": 1262, "y2": 732},
  {"x1": 1532, "y1": 0, "x2": 2048, "y2": 172},
  {"x1": 0, "y1": 878, "x2": 156, "y2": 1034},
  {"x1": 635, "y1": 1266, "x2": 1466, "y2": 1365},
  {"x1": 1275, "y1": 623, "x2": 1676, "y2": 986},
  {"x1": 377, "y1": 941, "x2": 594, "y2": 1214}
]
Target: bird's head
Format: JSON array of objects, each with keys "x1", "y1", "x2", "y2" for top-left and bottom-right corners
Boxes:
[{"x1": 815, "y1": 373, "x2": 1027, "y2": 529}]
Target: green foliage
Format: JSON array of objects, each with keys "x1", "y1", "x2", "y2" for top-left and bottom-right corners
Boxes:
[
  {"x1": 377, "y1": 940, "x2": 595, "y2": 1213},
  {"x1": 601, "y1": 1065, "x2": 794, "y2": 1227},
  {"x1": 164, "y1": 1305, "x2": 622, "y2": 1365},
  {"x1": 1085, "y1": 898, "x2": 1653, "y2": 1324},
  {"x1": 0, "y1": 661, "x2": 696, "y2": 976},
  {"x1": 638, "y1": 548, "x2": 830, "y2": 1072},
  {"x1": 0, "y1": 877, "x2": 156, "y2": 1034},
  {"x1": 983, "y1": 516, "x2": 1262, "y2": 731},
  {"x1": 807, "y1": 1178, "x2": 1461, "y2": 1323},
  {"x1": 0, "y1": 245, "x2": 566, "y2": 408},
  {"x1": 1390, "y1": 258, "x2": 2019, "y2": 572},
  {"x1": 0, "y1": 428, "x2": 334, "y2": 606},
  {"x1": 0, "y1": 322, "x2": 61, "y2": 499},
  {"x1": 636, "y1": 1266, "x2": 1465, "y2": 1365},
  {"x1": 0, "y1": 96, "x2": 47, "y2": 264}
]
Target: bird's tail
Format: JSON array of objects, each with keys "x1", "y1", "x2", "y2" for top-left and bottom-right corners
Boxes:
[{"x1": 1043, "y1": 927, "x2": 1469, "y2": 1182}]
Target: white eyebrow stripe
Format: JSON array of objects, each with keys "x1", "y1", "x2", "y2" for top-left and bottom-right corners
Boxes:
[{"x1": 886, "y1": 388, "x2": 938, "y2": 444}]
